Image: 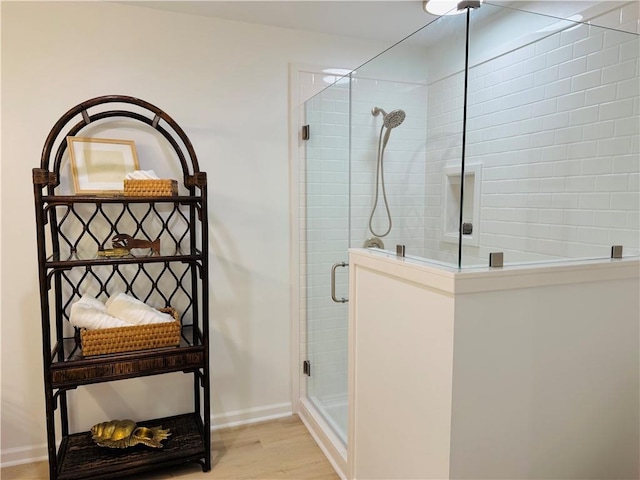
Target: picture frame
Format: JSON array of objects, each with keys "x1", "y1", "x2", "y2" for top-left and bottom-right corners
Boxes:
[{"x1": 68, "y1": 137, "x2": 139, "y2": 195}]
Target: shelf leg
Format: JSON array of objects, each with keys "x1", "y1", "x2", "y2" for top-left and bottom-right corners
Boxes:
[{"x1": 45, "y1": 391, "x2": 58, "y2": 480}]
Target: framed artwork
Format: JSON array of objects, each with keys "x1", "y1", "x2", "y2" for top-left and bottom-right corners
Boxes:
[{"x1": 68, "y1": 137, "x2": 139, "y2": 194}]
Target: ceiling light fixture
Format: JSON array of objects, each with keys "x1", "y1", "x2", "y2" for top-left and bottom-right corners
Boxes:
[
  {"x1": 322, "y1": 68, "x2": 354, "y2": 85},
  {"x1": 423, "y1": 0, "x2": 483, "y2": 16}
]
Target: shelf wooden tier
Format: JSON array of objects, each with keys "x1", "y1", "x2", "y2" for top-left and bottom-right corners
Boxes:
[
  {"x1": 50, "y1": 327, "x2": 205, "y2": 388},
  {"x1": 41, "y1": 195, "x2": 202, "y2": 204},
  {"x1": 45, "y1": 248, "x2": 203, "y2": 268},
  {"x1": 56, "y1": 413, "x2": 207, "y2": 480}
]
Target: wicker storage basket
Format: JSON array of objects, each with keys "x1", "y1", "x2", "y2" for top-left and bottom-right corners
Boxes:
[
  {"x1": 81, "y1": 308, "x2": 180, "y2": 356},
  {"x1": 124, "y1": 179, "x2": 178, "y2": 197}
]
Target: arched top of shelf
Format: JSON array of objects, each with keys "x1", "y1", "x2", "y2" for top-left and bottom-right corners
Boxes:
[{"x1": 39, "y1": 95, "x2": 204, "y2": 191}]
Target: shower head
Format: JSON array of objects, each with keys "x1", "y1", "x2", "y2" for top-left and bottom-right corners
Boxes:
[
  {"x1": 372, "y1": 107, "x2": 406, "y2": 129},
  {"x1": 383, "y1": 109, "x2": 406, "y2": 129},
  {"x1": 381, "y1": 109, "x2": 406, "y2": 148}
]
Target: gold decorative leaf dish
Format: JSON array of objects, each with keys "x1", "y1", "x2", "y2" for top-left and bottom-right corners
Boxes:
[{"x1": 90, "y1": 419, "x2": 170, "y2": 449}]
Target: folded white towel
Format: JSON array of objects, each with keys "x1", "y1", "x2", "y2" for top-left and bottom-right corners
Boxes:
[
  {"x1": 70, "y1": 301, "x2": 130, "y2": 330},
  {"x1": 106, "y1": 292, "x2": 173, "y2": 325},
  {"x1": 77, "y1": 294, "x2": 107, "y2": 311},
  {"x1": 124, "y1": 170, "x2": 159, "y2": 180}
]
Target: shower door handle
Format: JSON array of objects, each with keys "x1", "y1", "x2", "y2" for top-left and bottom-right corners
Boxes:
[{"x1": 331, "y1": 262, "x2": 349, "y2": 303}]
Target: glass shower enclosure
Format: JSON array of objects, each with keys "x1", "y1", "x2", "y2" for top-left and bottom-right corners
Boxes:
[{"x1": 299, "y1": 0, "x2": 639, "y2": 449}]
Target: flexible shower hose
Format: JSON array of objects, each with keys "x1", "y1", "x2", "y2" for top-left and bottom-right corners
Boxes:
[{"x1": 368, "y1": 124, "x2": 393, "y2": 238}]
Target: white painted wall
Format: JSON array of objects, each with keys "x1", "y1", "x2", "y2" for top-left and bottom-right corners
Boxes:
[{"x1": 0, "y1": 1, "x2": 387, "y2": 465}]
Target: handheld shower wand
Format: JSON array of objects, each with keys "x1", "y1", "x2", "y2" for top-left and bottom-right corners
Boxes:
[{"x1": 368, "y1": 106, "x2": 406, "y2": 239}]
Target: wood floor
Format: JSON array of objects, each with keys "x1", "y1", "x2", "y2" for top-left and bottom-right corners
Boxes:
[{"x1": 1, "y1": 415, "x2": 340, "y2": 480}]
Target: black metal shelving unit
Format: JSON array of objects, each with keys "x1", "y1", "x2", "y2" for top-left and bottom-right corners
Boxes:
[{"x1": 32, "y1": 95, "x2": 210, "y2": 480}]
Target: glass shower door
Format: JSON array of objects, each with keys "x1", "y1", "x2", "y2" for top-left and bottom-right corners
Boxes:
[{"x1": 302, "y1": 76, "x2": 351, "y2": 445}]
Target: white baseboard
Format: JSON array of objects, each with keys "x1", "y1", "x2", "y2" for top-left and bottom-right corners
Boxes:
[
  {"x1": 1, "y1": 402, "x2": 293, "y2": 468},
  {"x1": 211, "y1": 401, "x2": 293, "y2": 430},
  {"x1": 1, "y1": 444, "x2": 49, "y2": 468}
]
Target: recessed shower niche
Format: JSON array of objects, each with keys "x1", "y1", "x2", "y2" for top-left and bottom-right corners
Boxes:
[{"x1": 442, "y1": 163, "x2": 482, "y2": 247}]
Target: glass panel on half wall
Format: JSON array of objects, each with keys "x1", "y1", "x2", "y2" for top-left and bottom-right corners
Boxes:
[
  {"x1": 461, "y1": 2, "x2": 640, "y2": 268},
  {"x1": 349, "y1": 12, "x2": 468, "y2": 267}
]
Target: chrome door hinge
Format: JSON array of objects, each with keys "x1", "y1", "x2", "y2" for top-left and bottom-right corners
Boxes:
[
  {"x1": 303, "y1": 360, "x2": 311, "y2": 377},
  {"x1": 302, "y1": 125, "x2": 310, "y2": 140}
]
